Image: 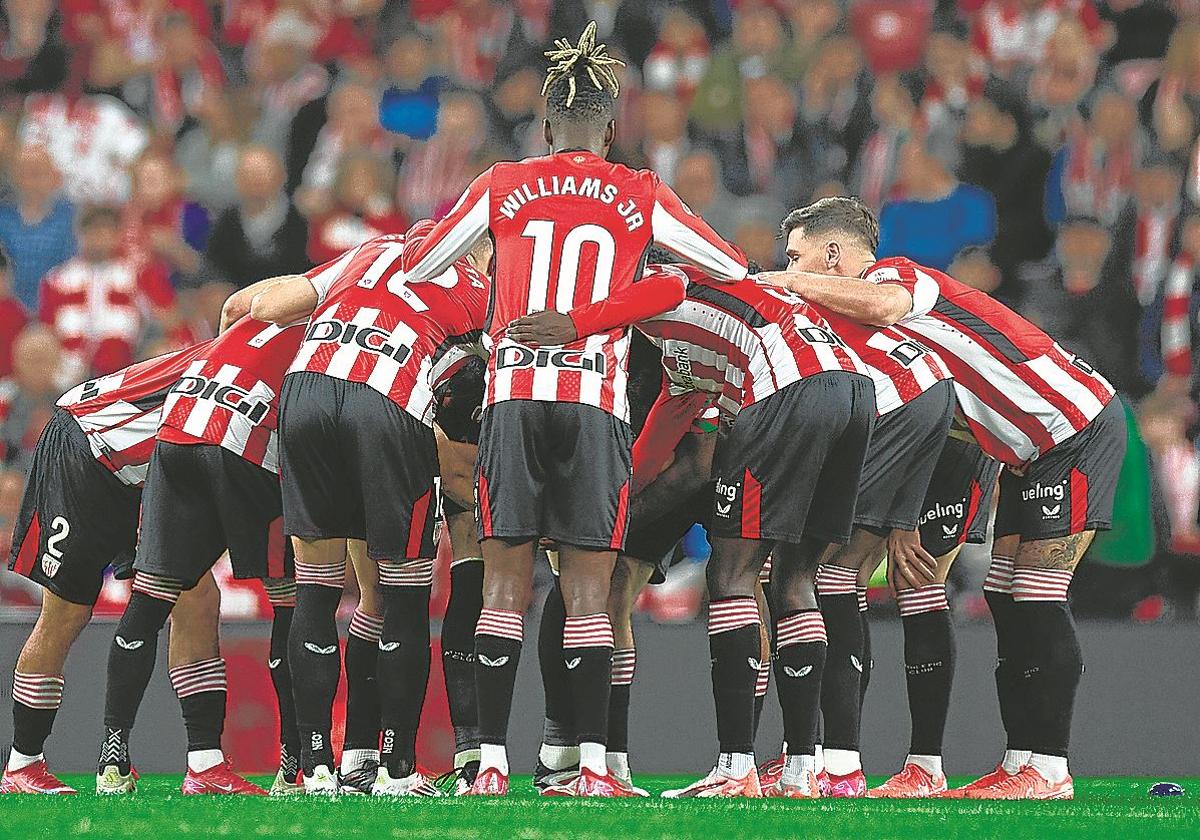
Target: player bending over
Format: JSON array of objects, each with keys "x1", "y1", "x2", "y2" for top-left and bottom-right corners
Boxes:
[
  {"x1": 401, "y1": 22, "x2": 747, "y2": 797},
  {"x1": 762, "y1": 195, "x2": 1124, "y2": 800}
]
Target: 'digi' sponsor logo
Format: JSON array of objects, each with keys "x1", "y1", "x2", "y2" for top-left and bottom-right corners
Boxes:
[
  {"x1": 172, "y1": 375, "x2": 272, "y2": 424},
  {"x1": 495, "y1": 345, "x2": 606, "y2": 374},
  {"x1": 918, "y1": 500, "x2": 964, "y2": 527},
  {"x1": 714, "y1": 478, "x2": 739, "y2": 518},
  {"x1": 305, "y1": 319, "x2": 413, "y2": 364}
]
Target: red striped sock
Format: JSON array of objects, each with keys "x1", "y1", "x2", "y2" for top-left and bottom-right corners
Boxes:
[
  {"x1": 983, "y1": 556, "x2": 1015, "y2": 594},
  {"x1": 379, "y1": 559, "x2": 434, "y2": 587},
  {"x1": 476, "y1": 607, "x2": 523, "y2": 642},
  {"x1": 132, "y1": 572, "x2": 183, "y2": 604},
  {"x1": 776, "y1": 609, "x2": 827, "y2": 649},
  {"x1": 611, "y1": 648, "x2": 636, "y2": 687},
  {"x1": 1011, "y1": 568, "x2": 1072, "y2": 603},
  {"x1": 896, "y1": 584, "x2": 950, "y2": 617},
  {"x1": 563, "y1": 614, "x2": 614, "y2": 650},
  {"x1": 816, "y1": 564, "x2": 857, "y2": 597},
  {"x1": 856, "y1": 586, "x2": 868, "y2": 613},
  {"x1": 759, "y1": 555, "x2": 773, "y2": 586},
  {"x1": 754, "y1": 659, "x2": 771, "y2": 698},
  {"x1": 262, "y1": 578, "x2": 297, "y2": 608},
  {"x1": 708, "y1": 596, "x2": 759, "y2": 635},
  {"x1": 13, "y1": 672, "x2": 63, "y2": 710},
  {"x1": 295, "y1": 559, "x2": 346, "y2": 589},
  {"x1": 348, "y1": 607, "x2": 384, "y2": 643},
  {"x1": 169, "y1": 657, "x2": 227, "y2": 698}
]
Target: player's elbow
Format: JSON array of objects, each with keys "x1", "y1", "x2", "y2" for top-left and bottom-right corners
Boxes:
[
  {"x1": 863, "y1": 290, "x2": 909, "y2": 327},
  {"x1": 249, "y1": 290, "x2": 289, "y2": 324}
]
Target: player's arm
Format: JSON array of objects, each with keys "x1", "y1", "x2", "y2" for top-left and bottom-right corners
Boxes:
[
  {"x1": 220, "y1": 274, "x2": 303, "y2": 332},
  {"x1": 650, "y1": 181, "x2": 748, "y2": 282},
  {"x1": 250, "y1": 244, "x2": 362, "y2": 324},
  {"x1": 755, "y1": 270, "x2": 912, "y2": 327},
  {"x1": 434, "y1": 425, "x2": 476, "y2": 511},
  {"x1": 507, "y1": 270, "x2": 686, "y2": 347},
  {"x1": 630, "y1": 427, "x2": 715, "y2": 523},
  {"x1": 399, "y1": 170, "x2": 492, "y2": 282}
]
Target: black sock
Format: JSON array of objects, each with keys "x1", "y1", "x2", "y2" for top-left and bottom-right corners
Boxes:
[
  {"x1": 378, "y1": 584, "x2": 431, "y2": 777},
  {"x1": 608, "y1": 648, "x2": 635, "y2": 753},
  {"x1": 538, "y1": 580, "x2": 574, "y2": 744},
  {"x1": 1013, "y1": 600, "x2": 1082, "y2": 757},
  {"x1": 773, "y1": 610, "x2": 827, "y2": 755},
  {"x1": 563, "y1": 614, "x2": 614, "y2": 747},
  {"x1": 901, "y1": 609, "x2": 955, "y2": 756},
  {"x1": 288, "y1": 582, "x2": 343, "y2": 773},
  {"x1": 100, "y1": 591, "x2": 175, "y2": 773},
  {"x1": 169, "y1": 658, "x2": 227, "y2": 752},
  {"x1": 986, "y1": 590, "x2": 1031, "y2": 752},
  {"x1": 817, "y1": 593, "x2": 864, "y2": 752},
  {"x1": 707, "y1": 597, "x2": 760, "y2": 754},
  {"x1": 343, "y1": 608, "x2": 383, "y2": 753},
  {"x1": 443, "y1": 560, "x2": 483, "y2": 760},
  {"x1": 268, "y1": 606, "x2": 300, "y2": 778},
  {"x1": 11, "y1": 672, "x2": 64, "y2": 757},
  {"x1": 475, "y1": 608, "x2": 524, "y2": 747},
  {"x1": 858, "y1": 594, "x2": 872, "y2": 707}
]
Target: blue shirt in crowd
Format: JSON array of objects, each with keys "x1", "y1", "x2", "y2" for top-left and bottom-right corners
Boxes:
[
  {"x1": 0, "y1": 197, "x2": 76, "y2": 311},
  {"x1": 877, "y1": 184, "x2": 997, "y2": 272}
]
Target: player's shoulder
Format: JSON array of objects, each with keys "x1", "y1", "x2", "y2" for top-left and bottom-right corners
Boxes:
[{"x1": 865, "y1": 256, "x2": 953, "y2": 290}]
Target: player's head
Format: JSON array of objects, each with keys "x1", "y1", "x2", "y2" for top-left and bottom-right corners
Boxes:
[
  {"x1": 779, "y1": 196, "x2": 879, "y2": 276},
  {"x1": 541, "y1": 21, "x2": 625, "y2": 157}
]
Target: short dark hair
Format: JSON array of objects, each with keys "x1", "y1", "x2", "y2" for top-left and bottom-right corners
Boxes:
[
  {"x1": 78, "y1": 205, "x2": 121, "y2": 230},
  {"x1": 779, "y1": 196, "x2": 880, "y2": 253},
  {"x1": 543, "y1": 21, "x2": 623, "y2": 128}
]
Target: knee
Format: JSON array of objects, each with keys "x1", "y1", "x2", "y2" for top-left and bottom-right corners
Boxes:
[{"x1": 483, "y1": 573, "x2": 531, "y2": 613}]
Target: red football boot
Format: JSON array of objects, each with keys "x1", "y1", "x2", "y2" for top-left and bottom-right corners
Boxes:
[
  {"x1": 467, "y1": 767, "x2": 509, "y2": 796},
  {"x1": 944, "y1": 764, "x2": 1017, "y2": 798},
  {"x1": 868, "y1": 763, "x2": 947, "y2": 798},
  {"x1": 756, "y1": 753, "x2": 785, "y2": 789},
  {"x1": 824, "y1": 768, "x2": 867, "y2": 798},
  {"x1": 181, "y1": 761, "x2": 268, "y2": 795},
  {"x1": 0, "y1": 761, "x2": 77, "y2": 794},
  {"x1": 964, "y1": 765, "x2": 1073, "y2": 800}
]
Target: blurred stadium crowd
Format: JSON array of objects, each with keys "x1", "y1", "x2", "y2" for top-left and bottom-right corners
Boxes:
[{"x1": 0, "y1": 0, "x2": 1198, "y2": 620}]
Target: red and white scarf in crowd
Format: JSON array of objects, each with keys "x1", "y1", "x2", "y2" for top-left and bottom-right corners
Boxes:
[
  {"x1": 153, "y1": 42, "x2": 224, "y2": 132},
  {"x1": 1161, "y1": 251, "x2": 1195, "y2": 379},
  {"x1": 1063, "y1": 125, "x2": 1137, "y2": 225},
  {"x1": 1132, "y1": 207, "x2": 1179, "y2": 307}
]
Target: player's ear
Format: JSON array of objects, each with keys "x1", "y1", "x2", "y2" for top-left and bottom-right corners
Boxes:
[
  {"x1": 603, "y1": 119, "x2": 616, "y2": 153},
  {"x1": 543, "y1": 118, "x2": 554, "y2": 149},
  {"x1": 826, "y1": 240, "x2": 840, "y2": 270}
]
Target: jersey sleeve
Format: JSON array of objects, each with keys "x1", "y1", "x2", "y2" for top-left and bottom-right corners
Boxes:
[
  {"x1": 864, "y1": 259, "x2": 940, "y2": 320},
  {"x1": 650, "y1": 181, "x2": 748, "y2": 282},
  {"x1": 304, "y1": 244, "x2": 363, "y2": 304},
  {"x1": 566, "y1": 268, "x2": 687, "y2": 340},
  {"x1": 400, "y1": 168, "x2": 492, "y2": 281}
]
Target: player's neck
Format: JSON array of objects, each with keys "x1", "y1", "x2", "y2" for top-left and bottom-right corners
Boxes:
[{"x1": 549, "y1": 130, "x2": 607, "y2": 158}]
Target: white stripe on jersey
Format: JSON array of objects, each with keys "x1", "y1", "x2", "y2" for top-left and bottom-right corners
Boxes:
[
  {"x1": 531, "y1": 351, "x2": 559, "y2": 401},
  {"x1": 579, "y1": 334, "x2": 605, "y2": 408},
  {"x1": 324, "y1": 307, "x2": 382, "y2": 379},
  {"x1": 179, "y1": 363, "x2": 238, "y2": 440},
  {"x1": 365, "y1": 319, "x2": 419, "y2": 396},
  {"x1": 311, "y1": 245, "x2": 364, "y2": 303},
  {"x1": 404, "y1": 355, "x2": 435, "y2": 424},
  {"x1": 609, "y1": 332, "x2": 630, "y2": 420},
  {"x1": 1025, "y1": 354, "x2": 1108, "y2": 421},
  {"x1": 953, "y1": 383, "x2": 1036, "y2": 460},
  {"x1": 287, "y1": 308, "x2": 327, "y2": 373},
  {"x1": 75, "y1": 400, "x2": 161, "y2": 486}
]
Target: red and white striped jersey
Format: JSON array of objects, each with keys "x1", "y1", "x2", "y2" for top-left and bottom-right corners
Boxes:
[
  {"x1": 870, "y1": 256, "x2": 1115, "y2": 465},
  {"x1": 56, "y1": 341, "x2": 214, "y2": 486},
  {"x1": 399, "y1": 150, "x2": 748, "y2": 421},
  {"x1": 159, "y1": 317, "x2": 305, "y2": 474},
  {"x1": 636, "y1": 265, "x2": 869, "y2": 419},
  {"x1": 818, "y1": 309, "x2": 952, "y2": 416},
  {"x1": 287, "y1": 234, "x2": 490, "y2": 427}
]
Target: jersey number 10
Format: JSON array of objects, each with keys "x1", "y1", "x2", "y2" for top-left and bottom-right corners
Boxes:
[{"x1": 522, "y1": 220, "x2": 617, "y2": 314}]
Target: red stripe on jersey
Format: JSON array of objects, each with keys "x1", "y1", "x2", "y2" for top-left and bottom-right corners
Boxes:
[
  {"x1": 477, "y1": 473, "x2": 493, "y2": 538},
  {"x1": 13, "y1": 512, "x2": 40, "y2": 576},
  {"x1": 961, "y1": 478, "x2": 984, "y2": 548},
  {"x1": 1070, "y1": 467, "x2": 1089, "y2": 534},
  {"x1": 406, "y1": 489, "x2": 432, "y2": 560},
  {"x1": 610, "y1": 480, "x2": 630, "y2": 550},
  {"x1": 267, "y1": 516, "x2": 286, "y2": 579},
  {"x1": 101, "y1": 435, "x2": 157, "y2": 473},
  {"x1": 742, "y1": 469, "x2": 762, "y2": 540}
]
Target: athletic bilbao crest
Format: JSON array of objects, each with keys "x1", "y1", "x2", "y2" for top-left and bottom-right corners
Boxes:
[{"x1": 40, "y1": 555, "x2": 61, "y2": 578}]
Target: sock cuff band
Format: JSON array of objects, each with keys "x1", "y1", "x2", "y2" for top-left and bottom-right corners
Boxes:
[
  {"x1": 476, "y1": 607, "x2": 524, "y2": 641},
  {"x1": 295, "y1": 559, "x2": 346, "y2": 588},
  {"x1": 983, "y1": 556, "x2": 1015, "y2": 594},
  {"x1": 856, "y1": 586, "x2": 869, "y2": 612},
  {"x1": 12, "y1": 671, "x2": 64, "y2": 709},
  {"x1": 816, "y1": 564, "x2": 858, "y2": 595},
  {"x1": 132, "y1": 572, "x2": 184, "y2": 603},
  {"x1": 1011, "y1": 567, "x2": 1073, "y2": 602},
  {"x1": 708, "y1": 597, "x2": 760, "y2": 635},
  {"x1": 450, "y1": 556, "x2": 483, "y2": 568},
  {"x1": 759, "y1": 555, "x2": 773, "y2": 585},
  {"x1": 262, "y1": 577, "x2": 297, "y2": 607},
  {"x1": 776, "y1": 609, "x2": 827, "y2": 647},
  {"x1": 563, "y1": 613, "x2": 615, "y2": 649},
  {"x1": 611, "y1": 648, "x2": 636, "y2": 685},
  {"x1": 379, "y1": 558, "x2": 434, "y2": 587},
  {"x1": 896, "y1": 583, "x2": 950, "y2": 616},
  {"x1": 348, "y1": 607, "x2": 384, "y2": 642},
  {"x1": 169, "y1": 657, "x2": 227, "y2": 698},
  {"x1": 754, "y1": 659, "x2": 771, "y2": 697}
]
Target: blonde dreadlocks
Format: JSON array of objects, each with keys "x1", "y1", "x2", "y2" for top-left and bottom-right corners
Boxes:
[{"x1": 541, "y1": 20, "x2": 625, "y2": 114}]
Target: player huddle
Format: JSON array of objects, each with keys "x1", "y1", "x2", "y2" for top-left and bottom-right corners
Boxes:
[{"x1": 3, "y1": 23, "x2": 1124, "y2": 801}]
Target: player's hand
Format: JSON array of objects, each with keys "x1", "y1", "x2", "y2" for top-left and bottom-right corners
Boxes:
[
  {"x1": 886, "y1": 528, "x2": 939, "y2": 592},
  {"x1": 506, "y1": 311, "x2": 577, "y2": 347}
]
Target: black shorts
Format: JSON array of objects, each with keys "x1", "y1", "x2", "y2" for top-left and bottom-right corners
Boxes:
[
  {"x1": 134, "y1": 441, "x2": 293, "y2": 588},
  {"x1": 710, "y1": 373, "x2": 876, "y2": 545},
  {"x1": 279, "y1": 372, "x2": 440, "y2": 561},
  {"x1": 917, "y1": 436, "x2": 1002, "y2": 556},
  {"x1": 855, "y1": 380, "x2": 956, "y2": 532},
  {"x1": 475, "y1": 400, "x2": 633, "y2": 550},
  {"x1": 7, "y1": 409, "x2": 142, "y2": 605},
  {"x1": 623, "y1": 481, "x2": 712, "y2": 584},
  {"x1": 994, "y1": 397, "x2": 1127, "y2": 541}
]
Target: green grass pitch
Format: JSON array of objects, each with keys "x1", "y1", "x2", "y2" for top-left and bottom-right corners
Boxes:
[{"x1": 1, "y1": 775, "x2": 1197, "y2": 839}]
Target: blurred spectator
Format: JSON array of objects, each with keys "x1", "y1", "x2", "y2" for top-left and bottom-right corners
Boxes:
[
  {"x1": 713, "y1": 75, "x2": 814, "y2": 205},
  {"x1": 174, "y1": 89, "x2": 244, "y2": 211},
  {"x1": 799, "y1": 35, "x2": 873, "y2": 189},
  {"x1": 122, "y1": 151, "x2": 210, "y2": 287},
  {"x1": 960, "y1": 81, "x2": 1055, "y2": 293},
  {"x1": 878, "y1": 136, "x2": 997, "y2": 270},
  {"x1": 0, "y1": 323, "x2": 63, "y2": 472},
  {"x1": 1028, "y1": 19, "x2": 1102, "y2": 149},
  {"x1": 0, "y1": 244, "x2": 28, "y2": 377},
  {"x1": 1108, "y1": 152, "x2": 1183, "y2": 311},
  {"x1": 0, "y1": 0, "x2": 68, "y2": 100},
  {"x1": 39, "y1": 205, "x2": 182, "y2": 380},
  {"x1": 151, "y1": 10, "x2": 225, "y2": 134},
  {"x1": 383, "y1": 29, "x2": 440, "y2": 92},
  {"x1": 1138, "y1": 388, "x2": 1200, "y2": 556},
  {"x1": 438, "y1": 0, "x2": 517, "y2": 89},
  {"x1": 295, "y1": 82, "x2": 395, "y2": 218},
  {"x1": 949, "y1": 245, "x2": 1004, "y2": 295},
  {"x1": 1102, "y1": 0, "x2": 1177, "y2": 75},
  {"x1": 628, "y1": 90, "x2": 694, "y2": 186},
  {"x1": 246, "y1": 10, "x2": 330, "y2": 157},
  {"x1": 964, "y1": 0, "x2": 1108, "y2": 81},
  {"x1": 672, "y1": 150, "x2": 737, "y2": 238},
  {"x1": 856, "y1": 74, "x2": 923, "y2": 211},
  {"x1": 851, "y1": 0, "x2": 933, "y2": 74},
  {"x1": 690, "y1": 4, "x2": 804, "y2": 135},
  {"x1": 1050, "y1": 87, "x2": 1142, "y2": 227},
  {"x1": 486, "y1": 62, "x2": 544, "y2": 157},
  {"x1": 730, "y1": 196, "x2": 787, "y2": 269},
  {"x1": 1156, "y1": 213, "x2": 1200, "y2": 385},
  {"x1": 308, "y1": 152, "x2": 408, "y2": 264},
  {"x1": 0, "y1": 144, "x2": 74, "y2": 310},
  {"x1": 20, "y1": 88, "x2": 147, "y2": 204},
  {"x1": 397, "y1": 90, "x2": 491, "y2": 220},
  {"x1": 780, "y1": 0, "x2": 842, "y2": 72},
  {"x1": 642, "y1": 7, "x2": 711, "y2": 103},
  {"x1": 1149, "y1": 21, "x2": 1200, "y2": 154},
  {"x1": 205, "y1": 145, "x2": 309, "y2": 288},
  {"x1": 919, "y1": 25, "x2": 981, "y2": 169}
]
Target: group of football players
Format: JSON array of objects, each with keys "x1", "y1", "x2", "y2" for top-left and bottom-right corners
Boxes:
[{"x1": 3, "y1": 23, "x2": 1124, "y2": 801}]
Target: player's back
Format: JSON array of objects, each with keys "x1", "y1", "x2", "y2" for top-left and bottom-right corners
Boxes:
[
  {"x1": 288, "y1": 234, "x2": 490, "y2": 426},
  {"x1": 160, "y1": 317, "x2": 305, "y2": 473}
]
